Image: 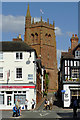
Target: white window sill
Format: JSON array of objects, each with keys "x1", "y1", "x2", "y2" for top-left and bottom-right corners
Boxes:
[
  {"x1": 15, "y1": 60, "x2": 23, "y2": 62},
  {"x1": 0, "y1": 79, "x2": 4, "y2": 81},
  {"x1": 14, "y1": 79, "x2": 23, "y2": 81},
  {"x1": 0, "y1": 60, "x2": 4, "y2": 62}
]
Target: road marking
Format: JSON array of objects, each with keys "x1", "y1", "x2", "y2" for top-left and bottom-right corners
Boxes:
[{"x1": 40, "y1": 113, "x2": 49, "y2": 117}]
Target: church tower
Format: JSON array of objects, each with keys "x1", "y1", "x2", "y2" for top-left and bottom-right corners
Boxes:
[{"x1": 24, "y1": 4, "x2": 58, "y2": 92}]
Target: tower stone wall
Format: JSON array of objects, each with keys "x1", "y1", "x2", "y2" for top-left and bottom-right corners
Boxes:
[{"x1": 24, "y1": 4, "x2": 58, "y2": 92}]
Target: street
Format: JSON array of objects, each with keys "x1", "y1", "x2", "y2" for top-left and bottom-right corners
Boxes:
[
  {"x1": 1, "y1": 93, "x2": 80, "y2": 119},
  {"x1": 1, "y1": 109, "x2": 80, "y2": 119}
]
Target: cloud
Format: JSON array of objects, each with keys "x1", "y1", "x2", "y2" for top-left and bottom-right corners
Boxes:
[
  {"x1": 1, "y1": 14, "x2": 25, "y2": 34},
  {"x1": 55, "y1": 27, "x2": 63, "y2": 36},
  {"x1": 1, "y1": 14, "x2": 43, "y2": 34}
]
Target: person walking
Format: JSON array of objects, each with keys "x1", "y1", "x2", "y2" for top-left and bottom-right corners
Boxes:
[
  {"x1": 47, "y1": 99, "x2": 50, "y2": 110},
  {"x1": 31, "y1": 99, "x2": 35, "y2": 110},
  {"x1": 25, "y1": 99, "x2": 28, "y2": 110},
  {"x1": 73, "y1": 97, "x2": 78, "y2": 117},
  {"x1": 15, "y1": 99, "x2": 21, "y2": 116},
  {"x1": 50, "y1": 97, "x2": 53, "y2": 110},
  {"x1": 43, "y1": 98, "x2": 47, "y2": 110}
]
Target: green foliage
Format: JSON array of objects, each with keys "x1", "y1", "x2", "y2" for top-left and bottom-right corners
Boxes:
[{"x1": 45, "y1": 73, "x2": 49, "y2": 90}]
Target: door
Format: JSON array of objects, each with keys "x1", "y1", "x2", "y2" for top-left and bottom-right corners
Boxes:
[{"x1": 7, "y1": 95, "x2": 12, "y2": 106}]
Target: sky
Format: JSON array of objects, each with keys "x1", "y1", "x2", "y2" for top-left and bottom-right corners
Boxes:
[{"x1": 0, "y1": 1, "x2": 79, "y2": 68}]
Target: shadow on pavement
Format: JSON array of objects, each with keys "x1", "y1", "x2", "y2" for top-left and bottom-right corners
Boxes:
[
  {"x1": 53, "y1": 96, "x2": 63, "y2": 108},
  {"x1": 57, "y1": 111, "x2": 80, "y2": 119}
]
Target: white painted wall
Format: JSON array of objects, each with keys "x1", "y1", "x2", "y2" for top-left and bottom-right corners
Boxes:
[
  {"x1": 0, "y1": 51, "x2": 37, "y2": 110},
  {"x1": 63, "y1": 84, "x2": 80, "y2": 107},
  {"x1": 0, "y1": 51, "x2": 36, "y2": 84}
]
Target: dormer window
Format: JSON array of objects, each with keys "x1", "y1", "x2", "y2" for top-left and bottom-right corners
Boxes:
[{"x1": 75, "y1": 51, "x2": 80, "y2": 58}]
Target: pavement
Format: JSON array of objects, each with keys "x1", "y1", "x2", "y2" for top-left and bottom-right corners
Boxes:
[{"x1": 1, "y1": 93, "x2": 80, "y2": 119}]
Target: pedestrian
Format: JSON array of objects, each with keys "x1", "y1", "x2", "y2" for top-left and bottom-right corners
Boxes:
[
  {"x1": 47, "y1": 99, "x2": 50, "y2": 110},
  {"x1": 49, "y1": 97, "x2": 53, "y2": 110},
  {"x1": 73, "y1": 97, "x2": 78, "y2": 117},
  {"x1": 25, "y1": 99, "x2": 28, "y2": 110},
  {"x1": 43, "y1": 98, "x2": 47, "y2": 110},
  {"x1": 15, "y1": 99, "x2": 21, "y2": 116},
  {"x1": 31, "y1": 99, "x2": 35, "y2": 110}
]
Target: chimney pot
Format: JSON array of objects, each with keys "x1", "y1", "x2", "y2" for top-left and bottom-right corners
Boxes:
[
  {"x1": 75, "y1": 34, "x2": 77, "y2": 37},
  {"x1": 72, "y1": 34, "x2": 74, "y2": 37}
]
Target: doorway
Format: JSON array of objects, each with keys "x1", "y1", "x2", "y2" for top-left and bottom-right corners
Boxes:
[{"x1": 6, "y1": 94, "x2": 12, "y2": 106}]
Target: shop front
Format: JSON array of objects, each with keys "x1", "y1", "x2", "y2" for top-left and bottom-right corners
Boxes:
[
  {"x1": 63, "y1": 84, "x2": 80, "y2": 108},
  {"x1": 0, "y1": 85, "x2": 36, "y2": 110}
]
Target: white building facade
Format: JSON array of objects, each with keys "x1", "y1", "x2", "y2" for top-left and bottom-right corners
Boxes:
[{"x1": 0, "y1": 41, "x2": 37, "y2": 110}]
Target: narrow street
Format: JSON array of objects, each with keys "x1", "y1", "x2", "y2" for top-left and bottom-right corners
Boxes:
[{"x1": 1, "y1": 93, "x2": 80, "y2": 119}]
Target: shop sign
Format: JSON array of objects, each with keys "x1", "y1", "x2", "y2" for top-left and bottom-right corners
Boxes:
[
  {"x1": 64, "y1": 99, "x2": 69, "y2": 102},
  {"x1": 65, "y1": 94, "x2": 68, "y2": 98},
  {"x1": 28, "y1": 74, "x2": 33, "y2": 80}
]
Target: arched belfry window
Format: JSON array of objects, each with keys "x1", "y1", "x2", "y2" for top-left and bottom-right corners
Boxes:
[
  {"x1": 35, "y1": 33, "x2": 38, "y2": 40},
  {"x1": 31, "y1": 33, "x2": 34, "y2": 42},
  {"x1": 45, "y1": 33, "x2": 48, "y2": 41},
  {"x1": 48, "y1": 34, "x2": 51, "y2": 41}
]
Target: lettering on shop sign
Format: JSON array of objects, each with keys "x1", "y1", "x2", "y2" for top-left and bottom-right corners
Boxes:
[
  {"x1": 65, "y1": 94, "x2": 68, "y2": 98},
  {"x1": 28, "y1": 74, "x2": 33, "y2": 80},
  {"x1": 64, "y1": 99, "x2": 69, "y2": 102}
]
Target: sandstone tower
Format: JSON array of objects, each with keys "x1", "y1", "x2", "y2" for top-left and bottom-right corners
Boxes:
[{"x1": 24, "y1": 4, "x2": 58, "y2": 92}]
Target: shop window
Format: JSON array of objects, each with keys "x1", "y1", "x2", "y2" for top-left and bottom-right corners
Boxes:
[
  {"x1": 1, "y1": 91, "x2": 4, "y2": 93},
  {"x1": 0, "y1": 94, "x2": 4, "y2": 104},
  {"x1": 14, "y1": 91, "x2": 17, "y2": 93},
  {"x1": 0, "y1": 52, "x2": 3, "y2": 60},
  {"x1": 16, "y1": 68, "x2": 22, "y2": 79},
  {"x1": 14, "y1": 95, "x2": 26, "y2": 105},
  {"x1": 18, "y1": 91, "x2": 21, "y2": 93},
  {"x1": 16, "y1": 52, "x2": 23, "y2": 60},
  {"x1": 23, "y1": 91, "x2": 26, "y2": 93},
  {"x1": 71, "y1": 90, "x2": 77, "y2": 96},
  {"x1": 0, "y1": 67, "x2": 3, "y2": 79}
]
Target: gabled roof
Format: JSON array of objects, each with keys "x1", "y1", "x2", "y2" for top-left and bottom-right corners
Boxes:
[
  {"x1": 61, "y1": 51, "x2": 74, "y2": 59},
  {"x1": 0, "y1": 41, "x2": 35, "y2": 52},
  {"x1": 73, "y1": 43, "x2": 80, "y2": 54},
  {"x1": 61, "y1": 43, "x2": 80, "y2": 59}
]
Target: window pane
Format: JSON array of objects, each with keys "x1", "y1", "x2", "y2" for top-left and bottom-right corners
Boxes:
[
  {"x1": 20, "y1": 53, "x2": 22, "y2": 59},
  {"x1": 16, "y1": 68, "x2": 22, "y2": 78},
  {"x1": 0, "y1": 95, "x2": 4, "y2": 104},
  {"x1": 14, "y1": 95, "x2": 26, "y2": 105},
  {"x1": 16, "y1": 53, "x2": 19, "y2": 59},
  {"x1": 0, "y1": 68, "x2": 3, "y2": 72},
  {"x1": 0, "y1": 68, "x2": 3, "y2": 78},
  {"x1": 0, "y1": 53, "x2": 3, "y2": 60}
]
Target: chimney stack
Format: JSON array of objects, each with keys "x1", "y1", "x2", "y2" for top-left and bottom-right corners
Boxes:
[
  {"x1": 13, "y1": 34, "x2": 22, "y2": 41},
  {"x1": 70, "y1": 34, "x2": 79, "y2": 50}
]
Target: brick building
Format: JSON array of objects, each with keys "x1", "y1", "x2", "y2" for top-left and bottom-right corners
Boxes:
[{"x1": 24, "y1": 4, "x2": 58, "y2": 92}]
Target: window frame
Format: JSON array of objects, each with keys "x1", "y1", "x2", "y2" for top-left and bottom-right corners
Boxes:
[
  {"x1": 15, "y1": 67, "x2": 23, "y2": 80},
  {"x1": 71, "y1": 68, "x2": 79, "y2": 79},
  {"x1": 15, "y1": 52, "x2": 23, "y2": 61},
  {"x1": 75, "y1": 51, "x2": 80, "y2": 58},
  {"x1": 0, "y1": 67, "x2": 4, "y2": 80},
  {"x1": 0, "y1": 52, "x2": 3, "y2": 61}
]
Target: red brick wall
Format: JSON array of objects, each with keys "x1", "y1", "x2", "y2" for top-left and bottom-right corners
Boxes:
[{"x1": 24, "y1": 17, "x2": 58, "y2": 92}]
